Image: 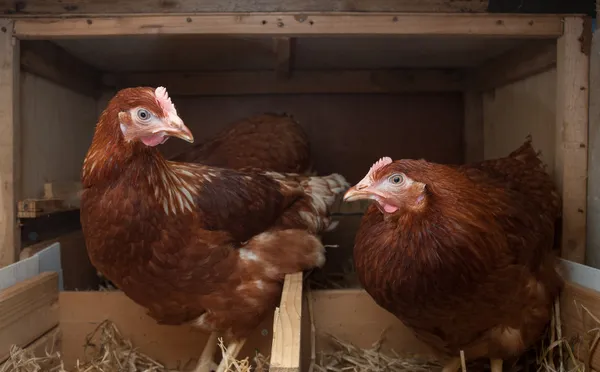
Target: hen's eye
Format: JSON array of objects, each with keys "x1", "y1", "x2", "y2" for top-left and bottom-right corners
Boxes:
[
  {"x1": 137, "y1": 109, "x2": 151, "y2": 121},
  {"x1": 389, "y1": 174, "x2": 404, "y2": 184}
]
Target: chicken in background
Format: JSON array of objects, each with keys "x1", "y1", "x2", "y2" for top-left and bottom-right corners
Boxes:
[
  {"x1": 169, "y1": 112, "x2": 313, "y2": 174},
  {"x1": 343, "y1": 137, "x2": 563, "y2": 372},
  {"x1": 80, "y1": 86, "x2": 349, "y2": 372}
]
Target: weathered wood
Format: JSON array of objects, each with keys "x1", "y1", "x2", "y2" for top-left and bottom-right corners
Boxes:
[
  {"x1": 270, "y1": 272, "x2": 302, "y2": 372},
  {"x1": 13, "y1": 14, "x2": 564, "y2": 39},
  {"x1": 106, "y1": 69, "x2": 465, "y2": 95},
  {"x1": 17, "y1": 198, "x2": 76, "y2": 218},
  {"x1": 0, "y1": 272, "x2": 59, "y2": 364},
  {"x1": 556, "y1": 16, "x2": 591, "y2": 264},
  {"x1": 0, "y1": 19, "x2": 20, "y2": 268},
  {"x1": 471, "y1": 40, "x2": 557, "y2": 91},
  {"x1": 273, "y1": 37, "x2": 295, "y2": 79},
  {"x1": 1, "y1": 0, "x2": 488, "y2": 16},
  {"x1": 20, "y1": 41, "x2": 102, "y2": 98},
  {"x1": 463, "y1": 91, "x2": 484, "y2": 163}
]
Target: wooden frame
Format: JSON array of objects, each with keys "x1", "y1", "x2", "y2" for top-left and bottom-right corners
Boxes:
[
  {"x1": 0, "y1": 0, "x2": 489, "y2": 15},
  {"x1": 0, "y1": 12, "x2": 594, "y2": 371}
]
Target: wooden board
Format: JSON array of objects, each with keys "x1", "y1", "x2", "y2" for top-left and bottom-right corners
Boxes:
[
  {"x1": 0, "y1": 272, "x2": 59, "y2": 364},
  {"x1": 555, "y1": 16, "x2": 591, "y2": 264},
  {"x1": 58, "y1": 291, "x2": 275, "y2": 370},
  {"x1": 0, "y1": 0, "x2": 488, "y2": 15},
  {"x1": 108, "y1": 69, "x2": 465, "y2": 96},
  {"x1": 20, "y1": 72, "x2": 96, "y2": 201},
  {"x1": 270, "y1": 273, "x2": 303, "y2": 372},
  {"x1": 13, "y1": 14, "x2": 564, "y2": 39},
  {"x1": 0, "y1": 19, "x2": 19, "y2": 268},
  {"x1": 483, "y1": 69, "x2": 557, "y2": 176}
]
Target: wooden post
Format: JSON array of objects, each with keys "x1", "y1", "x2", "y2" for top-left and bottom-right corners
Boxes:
[
  {"x1": 556, "y1": 16, "x2": 591, "y2": 264},
  {"x1": 0, "y1": 19, "x2": 20, "y2": 268},
  {"x1": 270, "y1": 272, "x2": 302, "y2": 372},
  {"x1": 463, "y1": 91, "x2": 484, "y2": 163}
]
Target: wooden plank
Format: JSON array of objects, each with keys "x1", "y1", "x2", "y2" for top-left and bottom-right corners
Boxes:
[
  {"x1": 13, "y1": 14, "x2": 564, "y2": 39},
  {"x1": 20, "y1": 41, "x2": 102, "y2": 98},
  {"x1": 58, "y1": 291, "x2": 275, "y2": 369},
  {"x1": 0, "y1": 272, "x2": 59, "y2": 364},
  {"x1": 560, "y1": 281, "x2": 600, "y2": 371},
  {"x1": 0, "y1": 19, "x2": 20, "y2": 269},
  {"x1": 0, "y1": 0, "x2": 489, "y2": 16},
  {"x1": 556, "y1": 16, "x2": 591, "y2": 263},
  {"x1": 107, "y1": 69, "x2": 465, "y2": 96},
  {"x1": 463, "y1": 91, "x2": 484, "y2": 163},
  {"x1": 270, "y1": 272, "x2": 303, "y2": 372},
  {"x1": 273, "y1": 37, "x2": 295, "y2": 79},
  {"x1": 471, "y1": 40, "x2": 557, "y2": 92}
]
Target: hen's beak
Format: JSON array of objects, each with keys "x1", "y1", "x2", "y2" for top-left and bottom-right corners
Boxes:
[
  {"x1": 344, "y1": 177, "x2": 377, "y2": 202},
  {"x1": 160, "y1": 114, "x2": 194, "y2": 143}
]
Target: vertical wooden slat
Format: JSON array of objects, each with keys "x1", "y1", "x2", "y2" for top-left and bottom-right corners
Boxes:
[
  {"x1": 463, "y1": 91, "x2": 484, "y2": 163},
  {"x1": 0, "y1": 19, "x2": 20, "y2": 268},
  {"x1": 270, "y1": 272, "x2": 302, "y2": 372},
  {"x1": 556, "y1": 16, "x2": 591, "y2": 263}
]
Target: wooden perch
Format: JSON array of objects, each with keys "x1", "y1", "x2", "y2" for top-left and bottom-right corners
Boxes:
[{"x1": 18, "y1": 181, "x2": 82, "y2": 218}]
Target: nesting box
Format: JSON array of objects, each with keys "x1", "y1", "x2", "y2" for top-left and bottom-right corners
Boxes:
[{"x1": 0, "y1": 3, "x2": 597, "y2": 371}]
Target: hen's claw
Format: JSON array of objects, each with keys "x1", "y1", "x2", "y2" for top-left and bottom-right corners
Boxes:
[
  {"x1": 215, "y1": 338, "x2": 247, "y2": 372},
  {"x1": 194, "y1": 332, "x2": 219, "y2": 372}
]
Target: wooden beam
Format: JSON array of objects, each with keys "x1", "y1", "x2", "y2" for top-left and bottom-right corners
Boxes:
[
  {"x1": 463, "y1": 91, "x2": 484, "y2": 163},
  {"x1": 13, "y1": 14, "x2": 564, "y2": 39},
  {"x1": 0, "y1": 272, "x2": 59, "y2": 364},
  {"x1": 0, "y1": 19, "x2": 20, "y2": 269},
  {"x1": 20, "y1": 41, "x2": 102, "y2": 98},
  {"x1": 470, "y1": 40, "x2": 557, "y2": 92},
  {"x1": 273, "y1": 37, "x2": 295, "y2": 79},
  {"x1": 270, "y1": 272, "x2": 302, "y2": 372},
  {"x1": 556, "y1": 16, "x2": 591, "y2": 264},
  {"x1": 105, "y1": 69, "x2": 465, "y2": 96},
  {"x1": 0, "y1": 0, "x2": 488, "y2": 16}
]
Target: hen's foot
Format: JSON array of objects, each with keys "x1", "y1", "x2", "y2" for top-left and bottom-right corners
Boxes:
[
  {"x1": 194, "y1": 331, "x2": 219, "y2": 372},
  {"x1": 215, "y1": 338, "x2": 247, "y2": 372}
]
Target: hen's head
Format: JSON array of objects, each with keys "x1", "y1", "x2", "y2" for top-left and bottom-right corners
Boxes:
[
  {"x1": 103, "y1": 86, "x2": 194, "y2": 147},
  {"x1": 344, "y1": 157, "x2": 430, "y2": 214}
]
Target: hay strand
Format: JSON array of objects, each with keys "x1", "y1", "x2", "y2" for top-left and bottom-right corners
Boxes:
[{"x1": 2, "y1": 320, "x2": 267, "y2": 372}]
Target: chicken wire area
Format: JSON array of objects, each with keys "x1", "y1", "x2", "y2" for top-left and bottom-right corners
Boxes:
[{"x1": 0, "y1": 12, "x2": 596, "y2": 372}]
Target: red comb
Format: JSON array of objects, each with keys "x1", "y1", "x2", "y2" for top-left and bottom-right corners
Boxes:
[
  {"x1": 155, "y1": 86, "x2": 177, "y2": 116},
  {"x1": 366, "y1": 156, "x2": 392, "y2": 179}
]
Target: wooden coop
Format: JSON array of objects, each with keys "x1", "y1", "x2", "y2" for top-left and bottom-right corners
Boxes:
[{"x1": 0, "y1": 2, "x2": 599, "y2": 371}]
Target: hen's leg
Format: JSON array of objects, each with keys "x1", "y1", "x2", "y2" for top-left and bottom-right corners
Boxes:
[
  {"x1": 194, "y1": 331, "x2": 219, "y2": 372},
  {"x1": 215, "y1": 338, "x2": 247, "y2": 372},
  {"x1": 490, "y1": 358, "x2": 503, "y2": 372},
  {"x1": 441, "y1": 357, "x2": 461, "y2": 372}
]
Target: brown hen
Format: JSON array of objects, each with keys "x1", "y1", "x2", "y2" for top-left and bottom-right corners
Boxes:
[
  {"x1": 80, "y1": 87, "x2": 348, "y2": 372},
  {"x1": 169, "y1": 112, "x2": 312, "y2": 174},
  {"x1": 343, "y1": 138, "x2": 563, "y2": 372}
]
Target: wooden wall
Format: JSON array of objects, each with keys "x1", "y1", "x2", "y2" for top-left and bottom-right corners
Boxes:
[
  {"x1": 21, "y1": 72, "x2": 96, "y2": 199},
  {"x1": 483, "y1": 69, "x2": 557, "y2": 179},
  {"x1": 98, "y1": 91, "x2": 465, "y2": 184},
  {"x1": 587, "y1": 19, "x2": 600, "y2": 269}
]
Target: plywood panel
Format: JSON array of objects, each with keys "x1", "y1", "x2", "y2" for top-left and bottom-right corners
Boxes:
[
  {"x1": 483, "y1": 69, "x2": 557, "y2": 177},
  {"x1": 58, "y1": 291, "x2": 275, "y2": 370},
  {"x1": 587, "y1": 29, "x2": 600, "y2": 269},
  {"x1": 141, "y1": 93, "x2": 465, "y2": 184},
  {"x1": 21, "y1": 73, "x2": 97, "y2": 199}
]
